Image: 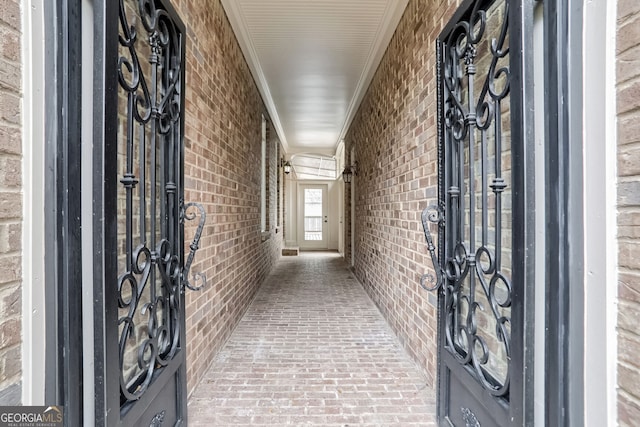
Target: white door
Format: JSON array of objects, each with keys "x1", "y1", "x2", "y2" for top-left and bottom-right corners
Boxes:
[{"x1": 298, "y1": 184, "x2": 328, "y2": 249}]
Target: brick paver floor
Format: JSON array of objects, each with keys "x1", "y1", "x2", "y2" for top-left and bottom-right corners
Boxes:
[{"x1": 188, "y1": 252, "x2": 436, "y2": 426}]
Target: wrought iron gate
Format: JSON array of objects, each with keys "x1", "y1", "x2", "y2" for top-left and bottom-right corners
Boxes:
[
  {"x1": 99, "y1": 0, "x2": 204, "y2": 424},
  {"x1": 421, "y1": 0, "x2": 534, "y2": 425}
]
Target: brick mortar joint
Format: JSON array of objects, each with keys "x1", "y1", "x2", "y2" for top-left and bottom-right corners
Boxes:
[
  {"x1": 617, "y1": 10, "x2": 640, "y2": 25},
  {"x1": 0, "y1": 52, "x2": 23, "y2": 67},
  {"x1": 619, "y1": 267, "x2": 640, "y2": 275},
  {"x1": 0, "y1": 220, "x2": 21, "y2": 228},
  {"x1": 0, "y1": 152, "x2": 22, "y2": 161},
  {"x1": 617, "y1": 75, "x2": 640, "y2": 89},
  {"x1": 618, "y1": 236, "x2": 640, "y2": 244},
  {"x1": 0, "y1": 277, "x2": 21, "y2": 287},
  {"x1": 617, "y1": 141, "x2": 640, "y2": 150},
  {"x1": 618, "y1": 298, "x2": 640, "y2": 312},
  {"x1": 0, "y1": 217, "x2": 22, "y2": 224},
  {"x1": 0, "y1": 81, "x2": 23, "y2": 93},
  {"x1": 0, "y1": 118, "x2": 23, "y2": 130},
  {"x1": 0, "y1": 250, "x2": 22, "y2": 258},
  {"x1": 0, "y1": 339, "x2": 22, "y2": 352},
  {"x1": 617, "y1": 45, "x2": 640, "y2": 58},
  {"x1": 618, "y1": 360, "x2": 640, "y2": 383},
  {"x1": 618, "y1": 390, "x2": 640, "y2": 412},
  {"x1": 617, "y1": 206, "x2": 640, "y2": 213},
  {"x1": 616, "y1": 174, "x2": 640, "y2": 184},
  {"x1": 0, "y1": 187, "x2": 23, "y2": 194}
]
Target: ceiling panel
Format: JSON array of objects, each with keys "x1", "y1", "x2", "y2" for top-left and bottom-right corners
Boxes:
[{"x1": 221, "y1": 0, "x2": 408, "y2": 155}]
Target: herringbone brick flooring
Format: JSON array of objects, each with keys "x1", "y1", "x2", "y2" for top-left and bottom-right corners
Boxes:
[{"x1": 188, "y1": 252, "x2": 436, "y2": 426}]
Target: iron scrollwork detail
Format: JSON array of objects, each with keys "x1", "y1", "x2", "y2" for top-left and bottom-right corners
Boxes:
[
  {"x1": 436, "y1": 0, "x2": 513, "y2": 399},
  {"x1": 420, "y1": 205, "x2": 445, "y2": 292},
  {"x1": 117, "y1": 0, "x2": 186, "y2": 404},
  {"x1": 181, "y1": 201, "x2": 207, "y2": 292}
]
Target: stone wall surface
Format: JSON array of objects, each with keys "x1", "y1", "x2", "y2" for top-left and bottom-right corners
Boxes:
[
  {"x1": 0, "y1": 0, "x2": 22, "y2": 405},
  {"x1": 617, "y1": 0, "x2": 640, "y2": 425}
]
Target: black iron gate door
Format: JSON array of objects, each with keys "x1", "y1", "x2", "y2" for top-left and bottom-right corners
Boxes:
[
  {"x1": 421, "y1": 0, "x2": 534, "y2": 425},
  {"x1": 100, "y1": 0, "x2": 204, "y2": 425}
]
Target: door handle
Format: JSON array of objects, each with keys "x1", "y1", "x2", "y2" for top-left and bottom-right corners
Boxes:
[
  {"x1": 420, "y1": 205, "x2": 445, "y2": 292},
  {"x1": 181, "y1": 201, "x2": 207, "y2": 292}
]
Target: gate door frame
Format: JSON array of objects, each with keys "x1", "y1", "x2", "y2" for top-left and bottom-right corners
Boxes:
[
  {"x1": 429, "y1": 0, "x2": 536, "y2": 425},
  {"x1": 92, "y1": 0, "x2": 190, "y2": 425}
]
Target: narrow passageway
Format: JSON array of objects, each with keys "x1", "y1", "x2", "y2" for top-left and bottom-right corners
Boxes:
[{"x1": 188, "y1": 252, "x2": 436, "y2": 426}]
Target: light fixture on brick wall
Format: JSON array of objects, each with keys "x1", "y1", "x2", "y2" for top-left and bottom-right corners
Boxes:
[
  {"x1": 281, "y1": 159, "x2": 292, "y2": 174},
  {"x1": 342, "y1": 161, "x2": 357, "y2": 183}
]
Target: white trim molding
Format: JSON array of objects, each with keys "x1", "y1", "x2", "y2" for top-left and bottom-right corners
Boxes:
[
  {"x1": 582, "y1": 0, "x2": 618, "y2": 425},
  {"x1": 22, "y1": 0, "x2": 47, "y2": 405}
]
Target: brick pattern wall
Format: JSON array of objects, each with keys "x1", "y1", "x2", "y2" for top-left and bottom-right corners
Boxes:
[
  {"x1": 617, "y1": 0, "x2": 640, "y2": 424},
  {"x1": 0, "y1": 0, "x2": 22, "y2": 405},
  {"x1": 171, "y1": 0, "x2": 283, "y2": 397},
  {"x1": 344, "y1": 0, "x2": 461, "y2": 386}
]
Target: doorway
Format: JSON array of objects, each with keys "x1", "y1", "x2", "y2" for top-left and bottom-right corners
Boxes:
[{"x1": 298, "y1": 184, "x2": 329, "y2": 250}]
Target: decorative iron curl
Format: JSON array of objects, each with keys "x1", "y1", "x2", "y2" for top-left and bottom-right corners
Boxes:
[
  {"x1": 419, "y1": 205, "x2": 445, "y2": 292},
  {"x1": 475, "y1": 1, "x2": 510, "y2": 130},
  {"x1": 438, "y1": 0, "x2": 513, "y2": 398},
  {"x1": 442, "y1": 243, "x2": 513, "y2": 396},
  {"x1": 155, "y1": 239, "x2": 181, "y2": 362},
  {"x1": 117, "y1": 0, "x2": 186, "y2": 404},
  {"x1": 182, "y1": 202, "x2": 207, "y2": 292},
  {"x1": 118, "y1": 0, "x2": 152, "y2": 123}
]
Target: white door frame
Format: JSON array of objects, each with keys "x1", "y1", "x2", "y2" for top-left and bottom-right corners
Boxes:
[
  {"x1": 297, "y1": 183, "x2": 329, "y2": 250},
  {"x1": 22, "y1": 0, "x2": 46, "y2": 406}
]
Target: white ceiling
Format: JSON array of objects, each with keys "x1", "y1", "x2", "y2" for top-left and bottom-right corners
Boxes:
[{"x1": 221, "y1": 0, "x2": 409, "y2": 156}]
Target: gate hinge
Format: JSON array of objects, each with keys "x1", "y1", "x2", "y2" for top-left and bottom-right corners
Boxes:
[
  {"x1": 181, "y1": 201, "x2": 207, "y2": 292},
  {"x1": 420, "y1": 204, "x2": 445, "y2": 292}
]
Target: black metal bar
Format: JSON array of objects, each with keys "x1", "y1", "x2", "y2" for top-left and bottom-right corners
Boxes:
[
  {"x1": 467, "y1": 47, "x2": 477, "y2": 313},
  {"x1": 543, "y1": 0, "x2": 585, "y2": 425},
  {"x1": 42, "y1": 0, "x2": 85, "y2": 423},
  {"x1": 435, "y1": 37, "x2": 447, "y2": 423},
  {"x1": 176, "y1": 24, "x2": 189, "y2": 424},
  {"x1": 92, "y1": 0, "x2": 121, "y2": 424},
  {"x1": 58, "y1": 1, "x2": 84, "y2": 417},
  {"x1": 493, "y1": 101, "x2": 503, "y2": 270},
  {"x1": 509, "y1": 0, "x2": 536, "y2": 425},
  {"x1": 481, "y1": 130, "x2": 487, "y2": 247},
  {"x1": 151, "y1": 27, "x2": 160, "y2": 345},
  {"x1": 43, "y1": 0, "x2": 58, "y2": 405},
  {"x1": 140, "y1": 124, "x2": 146, "y2": 243}
]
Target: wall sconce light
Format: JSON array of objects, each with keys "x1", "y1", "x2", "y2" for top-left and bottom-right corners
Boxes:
[
  {"x1": 342, "y1": 161, "x2": 357, "y2": 183},
  {"x1": 283, "y1": 160, "x2": 292, "y2": 175}
]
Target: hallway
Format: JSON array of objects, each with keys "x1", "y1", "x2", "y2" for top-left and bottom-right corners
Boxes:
[{"x1": 187, "y1": 252, "x2": 436, "y2": 426}]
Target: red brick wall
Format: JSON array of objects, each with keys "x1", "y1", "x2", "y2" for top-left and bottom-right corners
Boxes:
[
  {"x1": 171, "y1": 0, "x2": 283, "y2": 396},
  {"x1": 617, "y1": 0, "x2": 640, "y2": 424},
  {"x1": 0, "y1": 0, "x2": 22, "y2": 405},
  {"x1": 344, "y1": 0, "x2": 461, "y2": 386}
]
